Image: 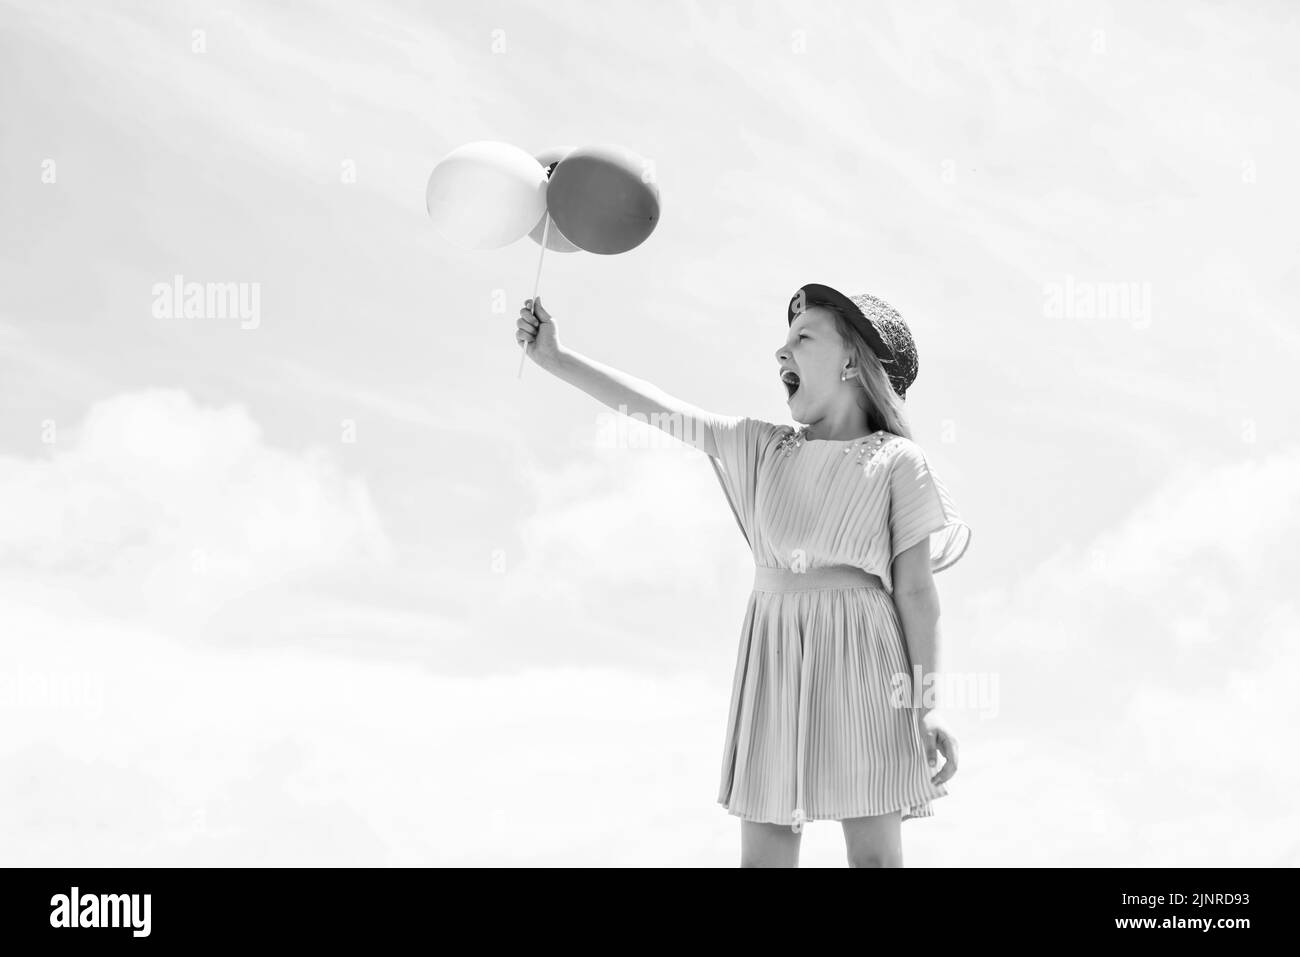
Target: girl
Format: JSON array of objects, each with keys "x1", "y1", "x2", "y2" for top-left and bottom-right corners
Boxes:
[{"x1": 515, "y1": 283, "x2": 971, "y2": 867}]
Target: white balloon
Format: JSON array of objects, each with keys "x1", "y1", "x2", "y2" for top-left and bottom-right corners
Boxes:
[{"x1": 426, "y1": 141, "x2": 548, "y2": 250}]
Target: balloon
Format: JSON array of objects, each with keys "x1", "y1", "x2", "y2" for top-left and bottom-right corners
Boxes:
[
  {"x1": 546, "y1": 144, "x2": 660, "y2": 254},
  {"x1": 527, "y1": 146, "x2": 581, "y2": 253},
  {"x1": 425, "y1": 141, "x2": 548, "y2": 250}
]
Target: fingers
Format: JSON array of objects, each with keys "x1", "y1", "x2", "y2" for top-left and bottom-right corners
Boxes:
[
  {"x1": 516, "y1": 299, "x2": 549, "y2": 350},
  {"x1": 517, "y1": 304, "x2": 538, "y2": 342},
  {"x1": 522, "y1": 296, "x2": 549, "y2": 321},
  {"x1": 924, "y1": 726, "x2": 939, "y2": 771},
  {"x1": 931, "y1": 729, "x2": 959, "y2": 786}
]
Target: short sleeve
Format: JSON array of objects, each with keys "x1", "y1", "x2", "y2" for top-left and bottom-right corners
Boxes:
[
  {"x1": 887, "y1": 440, "x2": 971, "y2": 575},
  {"x1": 699, "y1": 413, "x2": 782, "y2": 551}
]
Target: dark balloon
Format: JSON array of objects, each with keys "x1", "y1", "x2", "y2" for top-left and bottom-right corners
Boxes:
[{"x1": 545, "y1": 144, "x2": 660, "y2": 255}]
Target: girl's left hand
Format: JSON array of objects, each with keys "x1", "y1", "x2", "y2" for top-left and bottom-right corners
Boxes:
[{"x1": 921, "y1": 709, "x2": 959, "y2": 785}]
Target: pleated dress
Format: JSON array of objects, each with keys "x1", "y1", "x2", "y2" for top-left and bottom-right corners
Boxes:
[{"x1": 702, "y1": 415, "x2": 972, "y2": 832}]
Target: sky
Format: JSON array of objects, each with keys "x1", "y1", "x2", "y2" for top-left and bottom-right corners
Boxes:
[{"x1": 1, "y1": 0, "x2": 1297, "y2": 867}]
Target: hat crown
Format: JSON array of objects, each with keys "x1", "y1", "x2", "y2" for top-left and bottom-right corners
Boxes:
[
  {"x1": 845, "y1": 293, "x2": 918, "y2": 399},
  {"x1": 788, "y1": 284, "x2": 918, "y2": 399}
]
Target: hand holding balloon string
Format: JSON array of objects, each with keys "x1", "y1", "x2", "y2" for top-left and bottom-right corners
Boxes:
[{"x1": 516, "y1": 295, "x2": 560, "y2": 372}]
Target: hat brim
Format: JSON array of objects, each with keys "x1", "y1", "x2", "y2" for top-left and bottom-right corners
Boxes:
[{"x1": 787, "y1": 282, "x2": 893, "y2": 362}]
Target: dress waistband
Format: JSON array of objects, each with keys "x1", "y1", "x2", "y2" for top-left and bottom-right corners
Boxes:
[{"x1": 752, "y1": 563, "x2": 883, "y2": 593}]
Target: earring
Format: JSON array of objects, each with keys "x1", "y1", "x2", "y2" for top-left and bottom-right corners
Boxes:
[{"x1": 841, "y1": 368, "x2": 855, "y2": 381}]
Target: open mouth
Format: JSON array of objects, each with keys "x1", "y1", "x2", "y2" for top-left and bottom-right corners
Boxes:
[{"x1": 781, "y1": 370, "x2": 801, "y2": 399}]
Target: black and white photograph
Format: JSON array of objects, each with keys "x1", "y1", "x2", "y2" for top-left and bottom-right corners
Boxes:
[{"x1": 1, "y1": 0, "x2": 1295, "y2": 887}]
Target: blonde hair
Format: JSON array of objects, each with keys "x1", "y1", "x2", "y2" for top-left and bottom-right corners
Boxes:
[{"x1": 829, "y1": 311, "x2": 913, "y2": 440}]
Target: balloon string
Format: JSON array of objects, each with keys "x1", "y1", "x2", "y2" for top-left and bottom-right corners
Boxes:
[{"x1": 517, "y1": 214, "x2": 551, "y2": 379}]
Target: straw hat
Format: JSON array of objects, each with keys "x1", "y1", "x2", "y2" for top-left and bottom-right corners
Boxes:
[{"x1": 787, "y1": 283, "x2": 919, "y2": 399}]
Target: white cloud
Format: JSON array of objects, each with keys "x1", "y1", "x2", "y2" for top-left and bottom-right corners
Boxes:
[
  {"x1": 949, "y1": 442, "x2": 1300, "y2": 864},
  {"x1": 967, "y1": 444, "x2": 1300, "y2": 665},
  {"x1": 473, "y1": 417, "x2": 757, "y2": 670},
  {"x1": 0, "y1": 592, "x2": 738, "y2": 866},
  {"x1": 0, "y1": 388, "x2": 392, "y2": 631},
  {"x1": 1, "y1": 387, "x2": 1294, "y2": 866}
]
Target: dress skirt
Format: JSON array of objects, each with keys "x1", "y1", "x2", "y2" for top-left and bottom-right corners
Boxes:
[{"x1": 716, "y1": 563, "x2": 948, "y2": 832}]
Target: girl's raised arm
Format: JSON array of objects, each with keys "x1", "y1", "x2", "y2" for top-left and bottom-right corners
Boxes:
[{"x1": 517, "y1": 297, "x2": 723, "y2": 456}]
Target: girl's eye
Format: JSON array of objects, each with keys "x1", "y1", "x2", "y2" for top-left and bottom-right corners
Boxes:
[{"x1": 798, "y1": 334, "x2": 808, "y2": 341}]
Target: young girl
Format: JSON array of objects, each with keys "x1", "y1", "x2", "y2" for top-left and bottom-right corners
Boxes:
[{"x1": 515, "y1": 283, "x2": 971, "y2": 867}]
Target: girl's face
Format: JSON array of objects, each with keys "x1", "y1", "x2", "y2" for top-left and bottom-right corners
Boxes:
[{"x1": 775, "y1": 305, "x2": 851, "y2": 422}]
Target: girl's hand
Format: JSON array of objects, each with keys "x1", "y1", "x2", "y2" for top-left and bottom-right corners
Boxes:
[
  {"x1": 516, "y1": 296, "x2": 561, "y2": 370},
  {"x1": 921, "y1": 709, "x2": 959, "y2": 786}
]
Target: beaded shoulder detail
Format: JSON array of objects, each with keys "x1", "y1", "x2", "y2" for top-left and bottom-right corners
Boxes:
[{"x1": 775, "y1": 426, "x2": 902, "y2": 475}]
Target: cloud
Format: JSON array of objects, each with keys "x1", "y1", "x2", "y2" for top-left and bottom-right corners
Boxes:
[
  {"x1": 0, "y1": 592, "x2": 737, "y2": 866},
  {"x1": 0, "y1": 388, "x2": 392, "y2": 632},
  {"x1": 951, "y1": 442, "x2": 1300, "y2": 864},
  {"x1": 2, "y1": 343, "x2": 1293, "y2": 868},
  {"x1": 472, "y1": 417, "x2": 757, "y2": 671},
  {"x1": 968, "y1": 444, "x2": 1299, "y2": 668}
]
